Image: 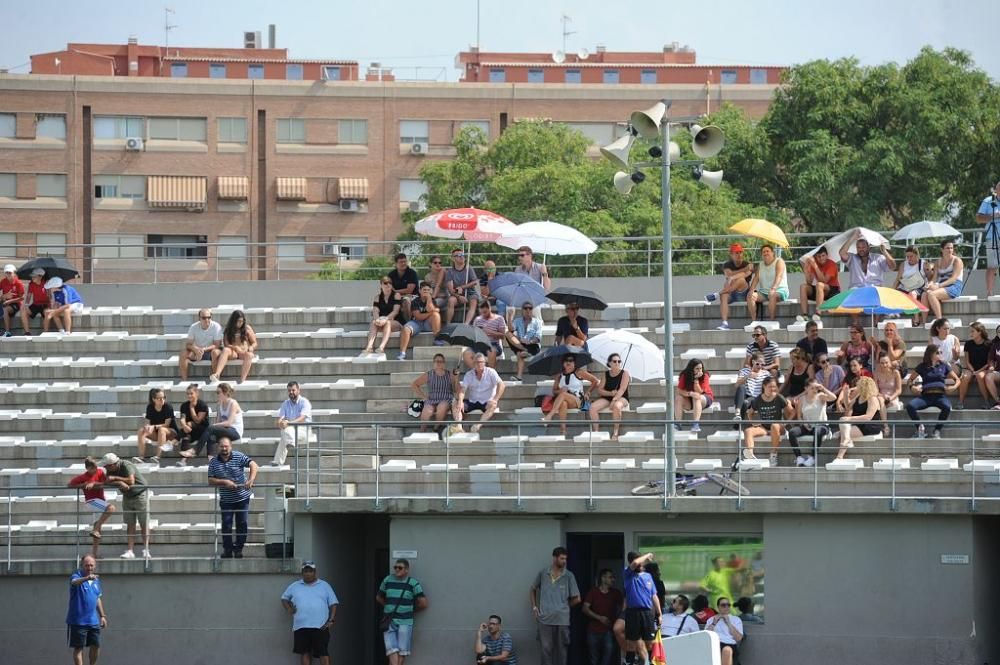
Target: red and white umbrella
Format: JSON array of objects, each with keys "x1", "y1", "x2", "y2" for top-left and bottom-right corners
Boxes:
[{"x1": 414, "y1": 208, "x2": 516, "y2": 242}]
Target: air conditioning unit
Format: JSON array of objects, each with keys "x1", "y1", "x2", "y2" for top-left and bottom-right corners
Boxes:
[
  {"x1": 339, "y1": 199, "x2": 360, "y2": 212},
  {"x1": 244, "y1": 31, "x2": 261, "y2": 49},
  {"x1": 409, "y1": 142, "x2": 429, "y2": 156},
  {"x1": 321, "y1": 243, "x2": 345, "y2": 257},
  {"x1": 408, "y1": 201, "x2": 423, "y2": 213},
  {"x1": 125, "y1": 137, "x2": 144, "y2": 151}
]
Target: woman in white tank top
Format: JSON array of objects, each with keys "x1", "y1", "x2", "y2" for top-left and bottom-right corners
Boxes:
[{"x1": 922, "y1": 239, "x2": 964, "y2": 321}]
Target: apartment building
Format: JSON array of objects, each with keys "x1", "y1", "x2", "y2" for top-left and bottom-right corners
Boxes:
[{"x1": 0, "y1": 73, "x2": 779, "y2": 282}]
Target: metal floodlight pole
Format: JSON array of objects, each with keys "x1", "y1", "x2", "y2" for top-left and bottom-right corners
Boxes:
[{"x1": 660, "y1": 102, "x2": 677, "y2": 497}]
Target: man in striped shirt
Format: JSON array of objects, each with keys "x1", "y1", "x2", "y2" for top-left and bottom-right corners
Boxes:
[
  {"x1": 744, "y1": 326, "x2": 782, "y2": 378},
  {"x1": 473, "y1": 300, "x2": 508, "y2": 367},
  {"x1": 377, "y1": 558, "x2": 428, "y2": 665},
  {"x1": 207, "y1": 437, "x2": 258, "y2": 559}
]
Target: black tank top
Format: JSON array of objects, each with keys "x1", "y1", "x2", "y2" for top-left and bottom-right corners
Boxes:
[
  {"x1": 604, "y1": 370, "x2": 629, "y2": 400},
  {"x1": 851, "y1": 398, "x2": 880, "y2": 435},
  {"x1": 786, "y1": 367, "x2": 809, "y2": 397}
]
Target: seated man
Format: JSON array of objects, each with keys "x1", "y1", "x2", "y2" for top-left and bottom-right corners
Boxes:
[
  {"x1": 453, "y1": 353, "x2": 505, "y2": 433},
  {"x1": 707, "y1": 243, "x2": 754, "y2": 331},
  {"x1": 744, "y1": 325, "x2": 782, "y2": 379},
  {"x1": 505, "y1": 302, "x2": 543, "y2": 381},
  {"x1": 475, "y1": 615, "x2": 518, "y2": 665},
  {"x1": 472, "y1": 300, "x2": 507, "y2": 367},
  {"x1": 19, "y1": 268, "x2": 50, "y2": 335},
  {"x1": 42, "y1": 277, "x2": 84, "y2": 333},
  {"x1": 796, "y1": 320, "x2": 829, "y2": 359},
  {"x1": 398, "y1": 282, "x2": 443, "y2": 361},
  {"x1": 798, "y1": 246, "x2": 840, "y2": 322},
  {"x1": 179, "y1": 309, "x2": 224, "y2": 382},
  {"x1": 272, "y1": 381, "x2": 312, "y2": 466},
  {"x1": 554, "y1": 302, "x2": 588, "y2": 348},
  {"x1": 388, "y1": 252, "x2": 419, "y2": 319},
  {"x1": 445, "y1": 248, "x2": 480, "y2": 325},
  {"x1": 1, "y1": 264, "x2": 25, "y2": 337}
]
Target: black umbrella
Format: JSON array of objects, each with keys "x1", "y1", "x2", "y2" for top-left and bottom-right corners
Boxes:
[
  {"x1": 526, "y1": 345, "x2": 594, "y2": 376},
  {"x1": 17, "y1": 257, "x2": 80, "y2": 282},
  {"x1": 435, "y1": 323, "x2": 492, "y2": 354},
  {"x1": 546, "y1": 286, "x2": 607, "y2": 311}
]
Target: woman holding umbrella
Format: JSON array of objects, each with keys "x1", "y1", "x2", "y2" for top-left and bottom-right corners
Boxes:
[
  {"x1": 920, "y1": 239, "x2": 964, "y2": 322},
  {"x1": 542, "y1": 354, "x2": 599, "y2": 437},
  {"x1": 589, "y1": 353, "x2": 632, "y2": 441}
]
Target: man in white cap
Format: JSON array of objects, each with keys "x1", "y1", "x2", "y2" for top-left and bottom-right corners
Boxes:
[
  {"x1": 0, "y1": 264, "x2": 25, "y2": 337},
  {"x1": 281, "y1": 560, "x2": 339, "y2": 665},
  {"x1": 43, "y1": 276, "x2": 84, "y2": 333},
  {"x1": 20, "y1": 267, "x2": 50, "y2": 335},
  {"x1": 98, "y1": 453, "x2": 152, "y2": 560}
]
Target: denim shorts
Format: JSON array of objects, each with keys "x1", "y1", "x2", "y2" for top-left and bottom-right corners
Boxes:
[
  {"x1": 405, "y1": 319, "x2": 433, "y2": 334},
  {"x1": 383, "y1": 622, "x2": 413, "y2": 656},
  {"x1": 944, "y1": 280, "x2": 963, "y2": 299}
]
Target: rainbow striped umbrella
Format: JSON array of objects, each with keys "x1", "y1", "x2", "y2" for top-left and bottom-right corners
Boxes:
[{"x1": 819, "y1": 286, "x2": 926, "y2": 315}]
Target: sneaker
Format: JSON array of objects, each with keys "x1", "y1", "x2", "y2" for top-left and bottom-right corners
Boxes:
[
  {"x1": 131, "y1": 456, "x2": 145, "y2": 464},
  {"x1": 932, "y1": 431, "x2": 941, "y2": 439},
  {"x1": 705, "y1": 292, "x2": 718, "y2": 303},
  {"x1": 690, "y1": 422, "x2": 701, "y2": 433},
  {"x1": 397, "y1": 351, "x2": 407, "y2": 361},
  {"x1": 673, "y1": 423, "x2": 682, "y2": 432},
  {"x1": 433, "y1": 339, "x2": 447, "y2": 346},
  {"x1": 803, "y1": 455, "x2": 816, "y2": 467},
  {"x1": 716, "y1": 322, "x2": 730, "y2": 330},
  {"x1": 207, "y1": 374, "x2": 219, "y2": 384},
  {"x1": 510, "y1": 375, "x2": 523, "y2": 383},
  {"x1": 2, "y1": 330, "x2": 11, "y2": 338},
  {"x1": 953, "y1": 402, "x2": 964, "y2": 411},
  {"x1": 811, "y1": 314, "x2": 822, "y2": 322},
  {"x1": 732, "y1": 414, "x2": 742, "y2": 422},
  {"x1": 768, "y1": 452, "x2": 779, "y2": 467},
  {"x1": 142, "y1": 549, "x2": 152, "y2": 560},
  {"x1": 992, "y1": 404, "x2": 1000, "y2": 411},
  {"x1": 795, "y1": 455, "x2": 805, "y2": 467},
  {"x1": 795, "y1": 315, "x2": 807, "y2": 323},
  {"x1": 913, "y1": 425, "x2": 926, "y2": 439},
  {"x1": 741, "y1": 448, "x2": 757, "y2": 460},
  {"x1": 175, "y1": 460, "x2": 188, "y2": 467},
  {"x1": 220, "y1": 551, "x2": 234, "y2": 559},
  {"x1": 120, "y1": 550, "x2": 135, "y2": 559}
]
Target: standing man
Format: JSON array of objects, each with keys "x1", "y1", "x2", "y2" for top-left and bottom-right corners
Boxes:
[
  {"x1": 582, "y1": 568, "x2": 623, "y2": 665},
  {"x1": 377, "y1": 558, "x2": 428, "y2": 665},
  {"x1": 98, "y1": 453, "x2": 150, "y2": 560},
  {"x1": 623, "y1": 552, "x2": 661, "y2": 665},
  {"x1": 529, "y1": 546, "x2": 581, "y2": 665},
  {"x1": 388, "y1": 253, "x2": 420, "y2": 319},
  {"x1": 698, "y1": 557, "x2": 736, "y2": 610},
  {"x1": 475, "y1": 615, "x2": 518, "y2": 665},
  {"x1": 272, "y1": 381, "x2": 313, "y2": 466},
  {"x1": 839, "y1": 229, "x2": 897, "y2": 288},
  {"x1": 977, "y1": 180, "x2": 1000, "y2": 297},
  {"x1": 1, "y1": 263, "x2": 25, "y2": 337},
  {"x1": 453, "y1": 353, "x2": 506, "y2": 433},
  {"x1": 207, "y1": 437, "x2": 258, "y2": 559},
  {"x1": 707, "y1": 243, "x2": 754, "y2": 331},
  {"x1": 281, "y1": 560, "x2": 339, "y2": 665},
  {"x1": 445, "y1": 248, "x2": 480, "y2": 324},
  {"x1": 179, "y1": 308, "x2": 223, "y2": 382},
  {"x1": 510, "y1": 246, "x2": 550, "y2": 326},
  {"x1": 67, "y1": 555, "x2": 107, "y2": 665}
]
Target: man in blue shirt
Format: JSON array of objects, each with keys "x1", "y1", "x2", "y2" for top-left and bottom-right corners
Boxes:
[
  {"x1": 272, "y1": 381, "x2": 313, "y2": 466},
  {"x1": 67, "y1": 554, "x2": 107, "y2": 665},
  {"x1": 475, "y1": 614, "x2": 518, "y2": 665},
  {"x1": 207, "y1": 437, "x2": 258, "y2": 558},
  {"x1": 977, "y1": 180, "x2": 1000, "y2": 296},
  {"x1": 623, "y1": 552, "x2": 661, "y2": 665},
  {"x1": 281, "y1": 560, "x2": 339, "y2": 665},
  {"x1": 43, "y1": 276, "x2": 83, "y2": 334}
]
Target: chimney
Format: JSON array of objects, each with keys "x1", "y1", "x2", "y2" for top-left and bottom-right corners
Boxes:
[
  {"x1": 127, "y1": 36, "x2": 139, "y2": 76},
  {"x1": 127, "y1": 36, "x2": 138, "y2": 45},
  {"x1": 268, "y1": 24, "x2": 276, "y2": 48}
]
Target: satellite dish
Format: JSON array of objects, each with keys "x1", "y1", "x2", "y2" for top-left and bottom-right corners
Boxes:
[
  {"x1": 552, "y1": 50, "x2": 566, "y2": 64},
  {"x1": 578, "y1": 48, "x2": 590, "y2": 60}
]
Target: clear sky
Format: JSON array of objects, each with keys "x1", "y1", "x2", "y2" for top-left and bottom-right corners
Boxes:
[{"x1": 3, "y1": 0, "x2": 997, "y2": 81}]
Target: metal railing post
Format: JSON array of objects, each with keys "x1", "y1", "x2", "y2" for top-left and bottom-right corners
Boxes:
[
  {"x1": 6, "y1": 486, "x2": 12, "y2": 572},
  {"x1": 970, "y1": 423, "x2": 977, "y2": 512},
  {"x1": 811, "y1": 425, "x2": 819, "y2": 511},
  {"x1": 646, "y1": 239, "x2": 652, "y2": 277},
  {"x1": 890, "y1": 424, "x2": 897, "y2": 511},
  {"x1": 736, "y1": 432, "x2": 743, "y2": 511},
  {"x1": 587, "y1": 435, "x2": 594, "y2": 509},
  {"x1": 281, "y1": 490, "x2": 287, "y2": 570},
  {"x1": 75, "y1": 488, "x2": 81, "y2": 563},
  {"x1": 661, "y1": 421, "x2": 669, "y2": 511},
  {"x1": 213, "y1": 486, "x2": 220, "y2": 569},
  {"x1": 516, "y1": 424, "x2": 523, "y2": 508},
  {"x1": 338, "y1": 426, "x2": 345, "y2": 498},
  {"x1": 445, "y1": 434, "x2": 451, "y2": 509},
  {"x1": 375, "y1": 424, "x2": 381, "y2": 508},
  {"x1": 304, "y1": 424, "x2": 312, "y2": 508}
]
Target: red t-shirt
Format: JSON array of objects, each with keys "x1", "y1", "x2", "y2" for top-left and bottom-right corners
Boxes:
[
  {"x1": 68, "y1": 468, "x2": 106, "y2": 502},
  {"x1": 810, "y1": 258, "x2": 841, "y2": 289},
  {"x1": 0, "y1": 277, "x2": 25, "y2": 304},
  {"x1": 27, "y1": 280, "x2": 49, "y2": 306},
  {"x1": 678, "y1": 372, "x2": 715, "y2": 402},
  {"x1": 694, "y1": 607, "x2": 717, "y2": 625},
  {"x1": 583, "y1": 587, "x2": 623, "y2": 634}
]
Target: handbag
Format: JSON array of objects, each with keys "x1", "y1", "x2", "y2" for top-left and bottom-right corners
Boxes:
[
  {"x1": 899, "y1": 261, "x2": 926, "y2": 292},
  {"x1": 541, "y1": 395, "x2": 555, "y2": 413},
  {"x1": 379, "y1": 576, "x2": 410, "y2": 632}
]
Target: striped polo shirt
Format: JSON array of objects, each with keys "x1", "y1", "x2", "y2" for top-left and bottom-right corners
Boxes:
[
  {"x1": 378, "y1": 575, "x2": 425, "y2": 626},
  {"x1": 208, "y1": 450, "x2": 254, "y2": 503},
  {"x1": 737, "y1": 367, "x2": 767, "y2": 399},
  {"x1": 745, "y1": 338, "x2": 781, "y2": 367}
]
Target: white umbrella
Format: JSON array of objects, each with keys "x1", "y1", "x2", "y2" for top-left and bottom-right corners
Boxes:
[
  {"x1": 891, "y1": 221, "x2": 962, "y2": 243},
  {"x1": 586, "y1": 330, "x2": 664, "y2": 382},
  {"x1": 495, "y1": 220, "x2": 598, "y2": 256},
  {"x1": 800, "y1": 226, "x2": 891, "y2": 264}
]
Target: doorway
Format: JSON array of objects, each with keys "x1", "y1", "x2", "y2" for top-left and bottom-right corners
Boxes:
[{"x1": 566, "y1": 532, "x2": 625, "y2": 665}]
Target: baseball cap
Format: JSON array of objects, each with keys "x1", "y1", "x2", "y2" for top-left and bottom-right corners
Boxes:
[
  {"x1": 729, "y1": 243, "x2": 744, "y2": 253},
  {"x1": 98, "y1": 453, "x2": 120, "y2": 467},
  {"x1": 301, "y1": 560, "x2": 317, "y2": 570},
  {"x1": 44, "y1": 276, "x2": 63, "y2": 290},
  {"x1": 31, "y1": 268, "x2": 46, "y2": 277},
  {"x1": 2, "y1": 264, "x2": 14, "y2": 274}
]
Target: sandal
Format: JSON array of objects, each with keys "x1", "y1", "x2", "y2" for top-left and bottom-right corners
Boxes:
[{"x1": 89, "y1": 530, "x2": 102, "y2": 539}]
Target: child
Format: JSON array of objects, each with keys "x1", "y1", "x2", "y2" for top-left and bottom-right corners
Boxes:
[{"x1": 67, "y1": 457, "x2": 116, "y2": 556}]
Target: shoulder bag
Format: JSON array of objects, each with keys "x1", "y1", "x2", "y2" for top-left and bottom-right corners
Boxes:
[{"x1": 379, "y1": 576, "x2": 410, "y2": 632}]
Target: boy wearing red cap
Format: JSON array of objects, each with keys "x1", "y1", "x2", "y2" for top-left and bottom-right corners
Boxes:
[{"x1": 706, "y1": 244, "x2": 754, "y2": 330}]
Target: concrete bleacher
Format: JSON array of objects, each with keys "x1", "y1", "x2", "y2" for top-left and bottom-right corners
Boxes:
[{"x1": 1, "y1": 297, "x2": 999, "y2": 563}]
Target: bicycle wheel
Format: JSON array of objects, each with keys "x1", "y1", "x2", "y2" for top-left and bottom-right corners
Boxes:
[
  {"x1": 708, "y1": 473, "x2": 750, "y2": 496},
  {"x1": 630, "y1": 481, "x2": 665, "y2": 496}
]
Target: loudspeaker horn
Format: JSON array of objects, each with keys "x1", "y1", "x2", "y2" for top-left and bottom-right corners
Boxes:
[
  {"x1": 614, "y1": 171, "x2": 637, "y2": 195},
  {"x1": 629, "y1": 102, "x2": 666, "y2": 140},
  {"x1": 599, "y1": 134, "x2": 635, "y2": 170},
  {"x1": 690, "y1": 124, "x2": 725, "y2": 158},
  {"x1": 693, "y1": 166, "x2": 724, "y2": 190}
]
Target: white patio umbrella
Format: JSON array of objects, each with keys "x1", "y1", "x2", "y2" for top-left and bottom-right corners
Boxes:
[
  {"x1": 495, "y1": 220, "x2": 598, "y2": 256},
  {"x1": 891, "y1": 221, "x2": 962, "y2": 244},
  {"x1": 586, "y1": 329, "x2": 664, "y2": 382}
]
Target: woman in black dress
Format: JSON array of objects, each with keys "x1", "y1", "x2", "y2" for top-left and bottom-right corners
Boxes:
[{"x1": 364, "y1": 277, "x2": 403, "y2": 355}]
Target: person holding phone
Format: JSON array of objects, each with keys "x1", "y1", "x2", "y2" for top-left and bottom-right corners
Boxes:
[{"x1": 474, "y1": 615, "x2": 517, "y2": 664}]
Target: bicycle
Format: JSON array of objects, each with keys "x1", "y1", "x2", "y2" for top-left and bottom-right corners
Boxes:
[{"x1": 630, "y1": 470, "x2": 750, "y2": 497}]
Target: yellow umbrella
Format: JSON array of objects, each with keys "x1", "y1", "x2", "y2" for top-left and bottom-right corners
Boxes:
[{"x1": 729, "y1": 218, "x2": 790, "y2": 249}]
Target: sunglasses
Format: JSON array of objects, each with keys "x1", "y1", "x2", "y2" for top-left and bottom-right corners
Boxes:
[
  {"x1": 752, "y1": 333, "x2": 762, "y2": 338},
  {"x1": 453, "y1": 253, "x2": 465, "y2": 258},
  {"x1": 431, "y1": 261, "x2": 441, "y2": 265},
  {"x1": 819, "y1": 359, "x2": 829, "y2": 364},
  {"x1": 523, "y1": 306, "x2": 533, "y2": 310}
]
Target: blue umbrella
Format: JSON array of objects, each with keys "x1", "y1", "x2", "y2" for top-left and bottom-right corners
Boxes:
[{"x1": 487, "y1": 272, "x2": 547, "y2": 308}]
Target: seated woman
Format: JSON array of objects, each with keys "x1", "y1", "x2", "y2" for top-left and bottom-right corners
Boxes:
[
  {"x1": 928, "y1": 318, "x2": 961, "y2": 374},
  {"x1": 894, "y1": 245, "x2": 929, "y2": 325},
  {"x1": 364, "y1": 277, "x2": 404, "y2": 355},
  {"x1": 180, "y1": 382, "x2": 243, "y2": 462},
  {"x1": 746, "y1": 244, "x2": 788, "y2": 321},
  {"x1": 787, "y1": 380, "x2": 837, "y2": 467},
  {"x1": 873, "y1": 354, "x2": 902, "y2": 435},
  {"x1": 780, "y1": 347, "x2": 813, "y2": 404},
  {"x1": 904, "y1": 344, "x2": 959, "y2": 439},
  {"x1": 837, "y1": 324, "x2": 874, "y2": 372},
  {"x1": 878, "y1": 321, "x2": 907, "y2": 373},
  {"x1": 673, "y1": 358, "x2": 712, "y2": 434},
  {"x1": 177, "y1": 383, "x2": 209, "y2": 452},
  {"x1": 411, "y1": 353, "x2": 456, "y2": 432},
  {"x1": 704, "y1": 597, "x2": 744, "y2": 665},
  {"x1": 814, "y1": 352, "x2": 846, "y2": 396},
  {"x1": 589, "y1": 353, "x2": 632, "y2": 440},
  {"x1": 989, "y1": 325, "x2": 1000, "y2": 411},
  {"x1": 742, "y1": 376, "x2": 793, "y2": 465},
  {"x1": 210, "y1": 310, "x2": 258, "y2": 384},
  {"x1": 836, "y1": 376, "x2": 881, "y2": 457},
  {"x1": 836, "y1": 357, "x2": 873, "y2": 413},
  {"x1": 921, "y1": 239, "x2": 964, "y2": 322},
  {"x1": 542, "y1": 354, "x2": 599, "y2": 437},
  {"x1": 423, "y1": 256, "x2": 448, "y2": 309},
  {"x1": 959, "y1": 322, "x2": 997, "y2": 408},
  {"x1": 134, "y1": 388, "x2": 178, "y2": 465}
]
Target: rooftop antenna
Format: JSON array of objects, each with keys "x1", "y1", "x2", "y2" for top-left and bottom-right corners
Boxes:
[
  {"x1": 561, "y1": 14, "x2": 576, "y2": 53},
  {"x1": 164, "y1": 7, "x2": 177, "y2": 53}
]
